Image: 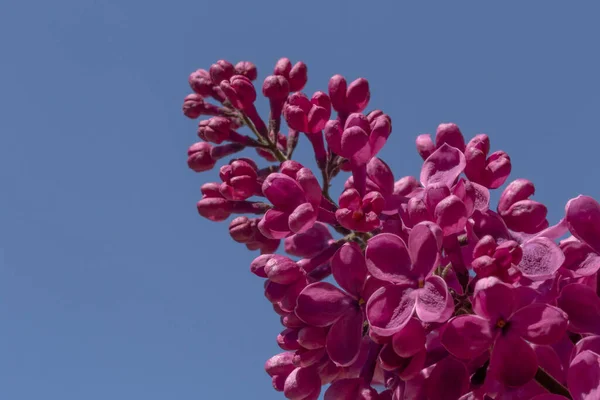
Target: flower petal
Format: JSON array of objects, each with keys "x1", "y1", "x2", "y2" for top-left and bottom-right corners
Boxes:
[
  {"x1": 425, "y1": 356, "x2": 470, "y2": 400},
  {"x1": 392, "y1": 318, "x2": 426, "y2": 357},
  {"x1": 326, "y1": 308, "x2": 363, "y2": 367},
  {"x1": 557, "y1": 283, "x2": 600, "y2": 335},
  {"x1": 572, "y1": 335, "x2": 600, "y2": 362},
  {"x1": 288, "y1": 203, "x2": 317, "y2": 234},
  {"x1": 262, "y1": 173, "x2": 305, "y2": 211},
  {"x1": 473, "y1": 277, "x2": 516, "y2": 322},
  {"x1": 365, "y1": 233, "x2": 413, "y2": 284},
  {"x1": 420, "y1": 143, "x2": 466, "y2": 187},
  {"x1": 510, "y1": 303, "x2": 568, "y2": 345},
  {"x1": 331, "y1": 242, "x2": 368, "y2": 299},
  {"x1": 435, "y1": 194, "x2": 468, "y2": 236},
  {"x1": 258, "y1": 209, "x2": 291, "y2": 239},
  {"x1": 489, "y1": 335, "x2": 538, "y2": 387},
  {"x1": 568, "y1": 350, "x2": 600, "y2": 400},
  {"x1": 296, "y1": 168, "x2": 322, "y2": 208},
  {"x1": 366, "y1": 284, "x2": 416, "y2": 336},
  {"x1": 517, "y1": 237, "x2": 565, "y2": 280},
  {"x1": 295, "y1": 282, "x2": 354, "y2": 327},
  {"x1": 566, "y1": 195, "x2": 600, "y2": 254},
  {"x1": 440, "y1": 315, "x2": 494, "y2": 359},
  {"x1": 284, "y1": 366, "x2": 321, "y2": 400},
  {"x1": 324, "y1": 378, "x2": 379, "y2": 400},
  {"x1": 415, "y1": 275, "x2": 453, "y2": 323},
  {"x1": 408, "y1": 222, "x2": 443, "y2": 279}
]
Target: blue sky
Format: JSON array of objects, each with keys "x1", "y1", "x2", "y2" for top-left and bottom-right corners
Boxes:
[{"x1": 1, "y1": 1, "x2": 599, "y2": 399}]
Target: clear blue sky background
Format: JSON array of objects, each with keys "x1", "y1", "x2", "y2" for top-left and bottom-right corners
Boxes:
[{"x1": 1, "y1": 1, "x2": 599, "y2": 399}]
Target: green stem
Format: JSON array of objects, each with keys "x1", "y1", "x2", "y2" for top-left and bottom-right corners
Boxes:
[
  {"x1": 240, "y1": 111, "x2": 287, "y2": 162},
  {"x1": 535, "y1": 367, "x2": 572, "y2": 399}
]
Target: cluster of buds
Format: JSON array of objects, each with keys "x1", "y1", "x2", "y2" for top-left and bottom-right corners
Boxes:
[{"x1": 182, "y1": 58, "x2": 599, "y2": 399}]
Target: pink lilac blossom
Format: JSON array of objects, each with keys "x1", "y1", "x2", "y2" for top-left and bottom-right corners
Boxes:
[{"x1": 180, "y1": 58, "x2": 598, "y2": 399}]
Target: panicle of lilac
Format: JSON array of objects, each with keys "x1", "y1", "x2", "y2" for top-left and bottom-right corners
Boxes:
[{"x1": 181, "y1": 59, "x2": 600, "y2": 400}]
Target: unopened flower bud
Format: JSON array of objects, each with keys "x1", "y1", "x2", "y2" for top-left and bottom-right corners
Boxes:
[
  {"x1": 188, "y1": 69, "x2": 213, "y2": 97},
  {"x1": 209, "y1": 59, "x2": 235, "y2": 84},
  {"x1": 198, "y1": 116, "x2": 232, "y2": 144},
  {"x1": 274, "y1": 58, "x2": 308, "y2": 92},
  {"x1": 229, "y1": 216, "x2": 254, "y2": 243},
  {"x1": 187, "y1": 142, "x2": 216, "y2": 172},
  {"x1": 182, "y1": 94, "x2": 222, "y2": 119},
  {"x1": 328, "y1": 74, "x2": 370, "y2": 115},
  {"x1": 435, "y1": 123, "x2": 465, "y2": 152},
  {"x1": 262, "y1": 75, "x2": 290, "y2": 100},
  {"x1": 234, "y1": 61, "x2": 257, "y2": 81},
  {"x1": 196, "y1": 197, "x2": 231, "y2": 221},
  {"x1": 220, "y1": 75, "x2": 257, "y2": 110},
  {"x1": 265, "y1": 255, "x2": 303, "y2": 284}
]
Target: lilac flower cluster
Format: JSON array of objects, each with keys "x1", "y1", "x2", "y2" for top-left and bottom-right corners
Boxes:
[{"x1": 182, "y1": 58, "x2": 600, "y2": 399}]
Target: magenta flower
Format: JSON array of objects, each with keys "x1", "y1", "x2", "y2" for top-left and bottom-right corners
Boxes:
[
  {"x1": 325, "y1": 111, "x2": 391, "y2": 167},
  {"x1": 498, "y1": 179, "x2": 548, "y2": 234},
  {"x1": 179, "y1": 59, "x2": 600, "y2": 398},
  {"x1": 464, "y1": 134, "x2": 511, "y2": 189},
  {"x1": 335, "y1": 188, "x2": 384, "y2": 232},
  {"x1": 471, "y1": 235, "x2": 522, "y2": 280},
  {"x1": 365, "y1": 222, "x2": 454, "y2": 335},
  {"x1": 295, "y1": 242, "x2": 370, "y2": 367},
  {"x1": 182, "y1": 93, "x2": 223, "y2": 119},
  {"x1": 284, "y1": 222, "x2": 333, "y2": 258},
  {"x1": 234, "y1": 61, "x2": 257, "y2": 81},
  {"x1": 258, "y1": 162, "x2": 322, "y2": 239},
  {"x1": 229, "y1": 216, "x2": 279, "y2": 254},
  {"x1": 328, "y1": 74, "x2": 370, "y2": 116},
  {"x1": 323, "y1": 378, "x2": 378, "y2": 400},
  {"x1": 283, "y1": 92, "x2": 331, "y2": 135},
  {"x1": 209, "y1": 59, "x2": 235, "y2": 85},
  {"x1": 415, "y1": 122, "x2": 466, "y2": 160},
  {"x1": 197, "y1": 116, "x2": 253, "y2": 145},
  {"x1": 218, "y1": 158, "x2": 259, "y2": 200},
  {"x1": 274, "y1": 58, "x2": 308, "y2": 92},
  {"x1": 420, "y1": 142, "x2": 466, "y2": 188},
  {"x1": 566, "y1": 195, "x2": 600, "y2": 254},
  {"x1": 557, "y1": 283, "x2": 600, "y2": 335},
  {"x1": 559, "y1": 237, "x2": 600, "y2": 277},
  {"x1": 188, "y1": 69, "x2": 215, "y2": 97},
  {"x1": 187, "y1": 141, "x2": 244, "y2": 173},
  {"x1": 283, "y1": 92, "x2": 331, "y2": 167},
  {"x1": 568, "y1": 336, "x2": 600, "y2": 400},
  {"x1": 441, "y1": 277, "x2": 568, "y2": 387},
  {"x1": 196, "y1": 182, "x2": 269, "y2": 222}
]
